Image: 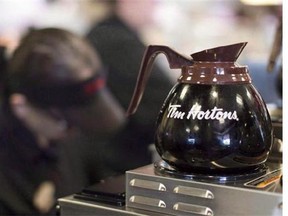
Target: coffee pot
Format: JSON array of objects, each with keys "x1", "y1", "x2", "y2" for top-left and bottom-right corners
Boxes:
[{"x1": 127, "y1": 42, "x2": 272, "y2": 174}]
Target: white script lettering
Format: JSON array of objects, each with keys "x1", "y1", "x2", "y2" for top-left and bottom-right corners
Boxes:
[
  {"x1": 167, "y1": 104, "x2": 239, "y2": 121},
  {"x1": 167, "y1": 105, "x2": 185, "y2": 119}
]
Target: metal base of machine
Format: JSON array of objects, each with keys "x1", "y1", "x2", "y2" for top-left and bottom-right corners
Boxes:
[
  {"x1": 58, "y1": 162, "x2": 282, "y2": 216},
  {"x1": 126, "y1": 162, "x2": 282, "y2": 216}
]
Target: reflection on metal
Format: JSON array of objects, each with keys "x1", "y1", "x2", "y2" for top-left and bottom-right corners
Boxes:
[
  {"x1": 130, "y1": 179, "x2": 166, "y2": 191},
  {"x1": 173, "y1": 186, "x2": 214, "y2": 199},
  {"x1": 129, "y1": 196, "x2": 166, "y2": 208},
  {"x1": 173, "y1": 202, "x2": 214, "y2": 216}
]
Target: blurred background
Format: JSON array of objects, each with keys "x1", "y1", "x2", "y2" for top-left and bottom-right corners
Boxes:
[
  {"x1": 0, "y1": 0, "x2": 283, "y2": 106},
  {"x1": 0, "y1": 1, "x2": 283, "y2": 214}
]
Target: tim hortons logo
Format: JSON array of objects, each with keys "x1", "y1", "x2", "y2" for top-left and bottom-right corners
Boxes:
[{"x1": 167, "y1": 104, "x2": 239, "y2": 121}]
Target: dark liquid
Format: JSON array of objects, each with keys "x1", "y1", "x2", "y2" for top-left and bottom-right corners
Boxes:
[{"x1": 155, "y1": 84, "x2": 272, "y2": 174}]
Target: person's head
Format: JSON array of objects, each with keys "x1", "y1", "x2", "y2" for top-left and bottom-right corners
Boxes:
[{"x1": 4, "y1": 28, "x2": 125, "y2": 144}]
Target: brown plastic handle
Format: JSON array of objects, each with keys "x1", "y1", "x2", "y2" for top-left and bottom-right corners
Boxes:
[{"x1": 126, "y1": 45, "x2": 193, "y2": 115}]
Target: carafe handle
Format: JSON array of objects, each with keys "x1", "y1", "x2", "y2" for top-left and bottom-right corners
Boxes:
[{"x1": 127, "y1": 45, "x2": 192, "y2": 115}]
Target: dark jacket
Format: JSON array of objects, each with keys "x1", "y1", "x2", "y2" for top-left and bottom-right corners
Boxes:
[
  {"x1": 86, "y1": 15, "x2": 174, "y2": 171},
  {"x1": 0, "y1": 106, "x2": 59, "y2": 215},
  {"x1": 0, "y1": 103, "x2": 118, "y2": 215}
]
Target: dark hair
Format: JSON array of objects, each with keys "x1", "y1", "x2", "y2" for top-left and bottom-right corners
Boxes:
[{"x1": 5, "y1": 28, "x2": 102, "y2": 98}]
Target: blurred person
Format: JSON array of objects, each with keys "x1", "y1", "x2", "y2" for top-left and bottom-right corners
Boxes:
[
  {"x1": 0, "y1": 28, "x2": 125, "y2": 215},
  {"x1": 86, "y1": 0, "x2": 174, "y2": 172}
]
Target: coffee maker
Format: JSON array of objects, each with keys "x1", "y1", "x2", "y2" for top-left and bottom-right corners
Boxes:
[
  {"x1": 58, "y1": 43, "x2": 282, "y2": 216},
  {"x1": 124, "y1": 42, "x2": 282, "y2": 216}
]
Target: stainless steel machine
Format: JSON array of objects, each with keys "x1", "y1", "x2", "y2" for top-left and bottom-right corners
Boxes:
[
  {"x1": 58, "y1": 42, "x2": 283, "y2": 216},
  {"x1": 58, "y1": 151, "x2": 282, "y2": 216}
]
